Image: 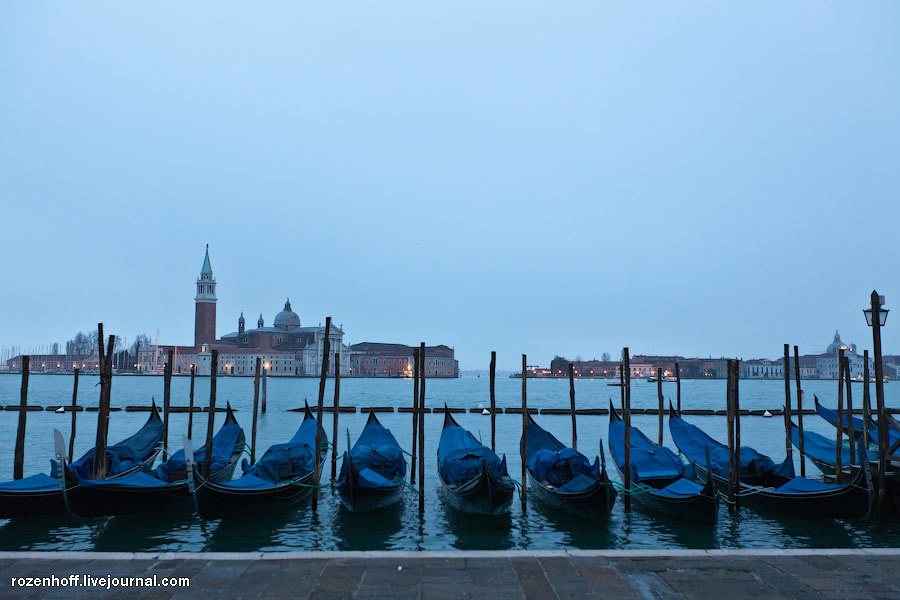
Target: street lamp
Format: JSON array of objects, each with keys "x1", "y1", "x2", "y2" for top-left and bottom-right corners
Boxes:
[{"x1": 865, "y1": 290, "x2": 888, "y2": 519}]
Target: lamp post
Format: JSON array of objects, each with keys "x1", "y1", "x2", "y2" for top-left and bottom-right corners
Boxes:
[{"x1": 864, "y1": 290, "x2": 889, "y2": 519}]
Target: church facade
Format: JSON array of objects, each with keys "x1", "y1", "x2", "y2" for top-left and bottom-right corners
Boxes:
[{"x1": 138, "y1": 247, "x2": 350, "y2": 376}]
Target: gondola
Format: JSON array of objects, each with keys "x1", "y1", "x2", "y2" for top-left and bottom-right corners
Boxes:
[
  {"x1": 608, "y1": 403, "x2": 717, "y2": 523},
  {"x1": 813, "y1": 396, "x2": 899, "y2": 446},
  {"x1": 335, "y1": 412, "x2": 407, "y2": 512},
  {"x1": 790, "y1": 422, "x2": 855, "y2": 477},
  {"x1": 437, "y1": 409, "x2": 514, "y2": 515},
  {"x1": 521, "y1": 413, "x2": 615, "y2": 518},
  {"x1": 186, "y1": 402, "x2": 326, "y2": 520},
  {"x1": 0, "y1": 404, "x2": 164, "y2": 519},
  {"x1": 60, "y1": 404, "x2": 245, "y2": 518},
  {"x1": 670, "y1": 404, "x2": 871, "y2": 519}
]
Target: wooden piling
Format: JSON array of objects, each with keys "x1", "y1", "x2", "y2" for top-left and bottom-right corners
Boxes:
[
  {"x1": 418, "y1": 342, "x2": 425, "y2": 514},
  {"x1": 871, "y1": 291, "x2": 888, "y2": 521},
  {"x1": 251, "y1": 357, "x2": 261, "y2": 465},
  {"x1": 411, "y1": 348, "x2": 419, "y2": 485},
  {"x1": 619, "y1": 365, "x2": 625, "y2": 413},
  {"x1": 733, "y1": 360, "x2": 741, "y2": 511},
  {"x1": 188, "y1": 365, "x2": 196, "y2": 438},
  {"x1": 521, "y1": 353, "x2": 528, "y2": 509},
  {"x1": 793, "y1": 345, "x2": 805, "y2": 477},
  {"x1": 13, "y1": 356, "x2": 29, "y2": 480},
  {"x1": 331, "y1": 351, "x2": 340, "y2": 480},
  {"x1": 69, "y1": 368, "x2": 79, "y2": 462},
  {"x1": 675, "y1": 362, "x2": 681, "y2": 412},
  {"x1": 490, "y1": 351, "x2": 497, "y2": 452},
  {"x1": 835, "y1": 349, "x2": 844, "y2": 484},
  {"x1": 261, "y1": 367, "x2": 267, "y2": 413},
  {"x1": 863, "y1": 350, "x2": 871, "y2": 449},
  {"x1": 656, "y1": 367, "x2": 663, "y2": 446},
  {"x1": 162, "y1": 350, "x2": 173, "y2": 460},
  {"x1": 726, "y1": 360, "x2": 735, "y2": 511},
  {"x1": 92, "y1": 325, "x2": 115, "y2": 480},
  {"x1": 204, "y1": 350, "x2": 218, "y2": 477},
  {"x1": 843, "y1": 355, "x2": 856, "y2": 466},
  {"x1": 568, "y1": 363, "x2": 577, "y2": 449},
  {"x1": 312, "y1": 317, "x2": 332, "y2": 512},
  {"x1": 782, "y1": 344, "x2": 792, "y2": 460},
  {"x1": 623, "y1": 347, "x2": 631, "y2": 513}
]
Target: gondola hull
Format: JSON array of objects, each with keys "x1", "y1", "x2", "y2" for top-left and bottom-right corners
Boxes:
[
  {"x1": 439, "y1": 463, "x2": 514, "y2": 516},
  {"x1": 336, "y1": 462, "x2": 404, "y2": 512},
  {"x1": 192, "y1": 466, "x2": 321, "y2": 520},
  {"x1": 0, "y1": 489, "x2": 66, "y2": 519},
  {"x1": 526, "y1": 469, "x2": 615, "y2": 519}
]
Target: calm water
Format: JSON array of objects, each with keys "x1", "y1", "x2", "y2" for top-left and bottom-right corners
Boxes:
[{"x1": 0, "y1": 373, "x2": 898, "y2": 551}]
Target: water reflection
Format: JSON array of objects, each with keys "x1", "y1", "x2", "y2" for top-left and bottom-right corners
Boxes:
[
  {"x1": 91, "y1": 507, "x2": 202, "y2": 552},
  {"x1": 527, "y1": 500, "x2": 617, "y2": 549},
  {"x1": 206, "y1": 506, "x2": 305, "y2": 552},
  {"x1": 439, "y1": 490, "x2": 514, "y2": 550},
  {"x1": 0, "y1": 515, "x2": 89, "y2": 550},
  {"x1": 333, "y1": 501, "x2": 404, "y2": 550}
]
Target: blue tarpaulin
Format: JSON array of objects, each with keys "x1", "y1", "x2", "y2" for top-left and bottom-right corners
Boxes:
[
  {"x1": 608, "y1": 417, "x2": 686, "y2": 481},
  {"x1": 438, "y1": 420, "x2": 509, "y2": 487},
  {"x1": 523, "y1": 419, "x2": 600, "y2": 488},
  {"x1": 337, "y1": 417, "x2": 406, "y2": 490},
  {"x1": 154, "y1": 422, "x2": 243, "y2": 482}
]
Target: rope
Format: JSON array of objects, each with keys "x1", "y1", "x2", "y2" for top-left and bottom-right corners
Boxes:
[
  {"x1": 504, "y1": 478, "x2": 522, "y2": 489},
  {"x1": 395, "y1": 478, "x2": 422, "y2": 494},
  {"x1": 611, "y1": 482, "x2": 655, "y2": 496}
]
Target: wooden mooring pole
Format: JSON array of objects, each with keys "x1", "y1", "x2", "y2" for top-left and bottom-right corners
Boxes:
[
  {"x1": 92, "y1": 325, "x2": 115, "y2": 480},
  {"x1": 251, "y1": 357, "x2": 261, "y2": 465},
  {"x1": 794, "y1": 345, "x2": 805, "y2": 477},
  {"x1": 568, "y1": 363, "x2": 577, "y2": 449},
  {"x1": 188, "y1": 364, "x2": 196, "y2": 439},
  {"x1": 835, "y1": 349, "x2": 844, "y2": 484},
  {"x1": 13, "y1": 356, "x2": 30, "y2": 480},
  {"x1": 204, "y1": 350, "x2": 218, "y2": 477},
  {"x1": 843, "y1": 355, "x2": 856, "y2": 466},
  {"x1": 521, "y1": 353, "x2": 528, "y2": 509},
  {"x1": 418, "y1": 342, "x2": 425, "y2": 514},
  {"x1": 162, "y1": 350, "x2": 173, "y2": 460},
  {"x1": 733, "y1": 360, "x2": 742, "y2": 511},
  {"x1": 726, "y1": 359, "x2": 736, "y2": 512},
  {"x1": 312, "y1": 317, "x2": 332, "y2": 512},
  {"x1": 69, "y1": 368, "x2": 79, "y2": 463},
  {"x1": 410, "y1": 348, "x2": 419, "y2": 485},
  {"x1": 331, "y1": 351, "x2": 340, "y2": 480},
  {"x1": 623, "y1": 347, "x2": 631, "y2": 513},
  {"x1": 261, "y1": 367, "x2": 267, "y2": 413},
  {"x1": 863, "y1": 350, "x2": 871, "y2": 450},
  {"x1": 619, "y1": 364, "x2": 625, "y2": 413},
  {"x1": 870, "y1": 291, "x2": 888, "y2": 521},
  {"x1": 490, "y1": 351, "x2": 497, "y2": 452},
  {"x1": 657, "y1": 367, "x2": 664, "y2": 446},
  {"x1": 782, "y1": 344, "x2": 792, "y2": 461}
]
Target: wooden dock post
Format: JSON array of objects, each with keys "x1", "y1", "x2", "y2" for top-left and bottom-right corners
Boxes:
[
  {"x1": 657, "y1": 367, "x2": 664, "y2": 446},
  {"x1": 13, "y1": 356, "x2": 30, "y2": 480},
  {"x1": 261, "y1": 367, "x2": 267, "y2": 413},
  {"x1": 188, "y1": 364, "x2": 196, "y2": 438},
  {"x1": 69, "y1": 368, "x2": 79, "y2": 462},
  {"x1": 835, "y1": 349, "x2": 844, "y2": 484},
  {"x1": 312, "y1": 317, "x2": 332, "y2": 513},
  {"x1": 726, "y1": 359, "x2": 736, "y2": 512},
  {"x1": 331, "y1": 351, "x2": 341, "y2": 480},
  {"x1": 162, "y1": 350, "x2": 173, "y2": 460},
  {"x1": 843, "y1": 355, "x2": 856, "y2": 466},
  {"x1": 204, "y1": 350, "x2": 218, "y2": 477},
  {"x1": 782, "y1": 344, "x2": 792, "y2": 461},
  {"x1": 675, "y1": 362, "x2": 681, "y2": 412},
  {"x1": 418, "y1": 342, "x2": 425, "y2": 514},
  {"x1": 521, "y1": 353, "x2": 528, "y2": 509},
  {"x1": 870, "y1": 291, "x2": 888, "y2": 520},
  {"x1": 490, "y1": 351, "x2": 497, "y2": 452},
  {"x1": 92, "y1": 325, "x2": 116, "y2": 480},
  {"x1": 251, "y1": 357, "x2": 261, "y2": 465},
  {"x1": 410, "y1": 348, "x2": 419, "y2": 485},
  {"x1": 568, "y1": 363, "x2": 577, "y2": 449},
  {"x1": 619, "y1": 364, "x2": 625, "y2": 413},
  {"x1": 863, "y1": 350, "x2": 871, "y2": 449},
  {"x1": 793, "y1": 346, "x2": 805, "y2": 477},
  {"x1": 733, "y1": 360, "x2": 742, "y2": 511},
  {"x1": 623, "y1": 347, "x2": 631, "y2": 513}
]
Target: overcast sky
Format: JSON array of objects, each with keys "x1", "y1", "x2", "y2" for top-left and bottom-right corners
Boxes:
[{"x1": 1, "y1": 3, "x2": 898, "y2": 369}]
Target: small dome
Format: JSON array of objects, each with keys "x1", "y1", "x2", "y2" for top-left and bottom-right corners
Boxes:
[
  {"x1": 826, "y1": 330, "x2": 848, "y2": 355},
  {"x1": 273, "y1": 298, "x2": 300, "y2": 330}
]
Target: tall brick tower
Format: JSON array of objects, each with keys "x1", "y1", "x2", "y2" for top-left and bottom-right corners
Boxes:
[{"x1": 194, "y1": 245, "x2": 217, "y2": 349}]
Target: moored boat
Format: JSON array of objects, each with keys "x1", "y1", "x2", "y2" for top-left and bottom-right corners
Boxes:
[{"x1": 336, "y1": 412, "x2": 407, "y2": 512}]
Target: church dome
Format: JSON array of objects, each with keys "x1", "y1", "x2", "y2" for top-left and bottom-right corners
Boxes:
[
  {"x1": 273, "y1": 299, "x2": 300, "y2": 330},
  {"x1": 826, "y1": 330, "x2": 848, "y2": 355}
]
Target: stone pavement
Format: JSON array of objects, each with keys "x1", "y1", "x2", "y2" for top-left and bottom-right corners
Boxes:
[{"x1": 2, "y1": 549, "x2": 899, "y2": 599}]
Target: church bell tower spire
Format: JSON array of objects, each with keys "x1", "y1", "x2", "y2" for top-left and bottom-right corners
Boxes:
[{"x1": 194, "y1": 245, "x2": 217, "y2": 348}]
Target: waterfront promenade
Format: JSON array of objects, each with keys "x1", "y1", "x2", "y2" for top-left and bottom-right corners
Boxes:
[{"x1": 2, "y1": 549, "x2": 898, "y2": 599}]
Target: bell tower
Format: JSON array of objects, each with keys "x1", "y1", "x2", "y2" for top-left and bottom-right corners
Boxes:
[{"x1": 194, "y1": 245, "x2": 217, "y2": 348}]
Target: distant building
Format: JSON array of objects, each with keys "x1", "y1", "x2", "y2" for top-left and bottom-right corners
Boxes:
[{"x1": 349, "y1": 343, "x2": 458, "y2": 378}]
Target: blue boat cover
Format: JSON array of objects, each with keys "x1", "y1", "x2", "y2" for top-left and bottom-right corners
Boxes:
[
  {"x1": 221, "y1": 412, "x2": 322, "y2": 490},
  {"x1": 154, "y1": 423, "x2": 243, "y2": 482},
  {"x1": 439, "y1": 420, "x2": 509, "y2": 487},
  {"x1": 790, "y1": 425, "x2": 852, "y2": 468},
  {"x1": 0, "y1": 471, "x2": 59, "y2": 492},
  {"x1": 608, "y1": 417, "x2": 685, "y2": 481},
  {"x1": 337, "y1": 418, "x2": 406, "y2": 490},
  {"x1": 775, "y1": 477, "x2": 847, "y2": 494},
  {"x1": 655, "y1": 477, "x2": 705, "y2": 498},
  {"x1": 522, "y1": 419, "x2": 600, "y2": 489},
  {"x1": 815, "y1": 401, "x2": 900, "y2": 446},
  {"x1": 76, "y1": 471, "x2": 170, "y2": 488},
  {"x1": 669, "y1": 414, "x2": 795, "y2": 480}
]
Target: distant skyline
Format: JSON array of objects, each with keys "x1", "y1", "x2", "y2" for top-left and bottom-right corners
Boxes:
[{"x1": 1, "y1": 3, "x2": 898, "y2": 370}]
